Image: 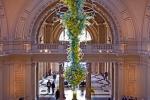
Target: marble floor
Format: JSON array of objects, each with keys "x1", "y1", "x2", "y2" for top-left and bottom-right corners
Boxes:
[{"x1": 39, "y1": 74, "x2": 111, "y2": 100}]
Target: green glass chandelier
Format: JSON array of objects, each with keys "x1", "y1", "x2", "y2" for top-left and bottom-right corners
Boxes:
[{"x1": 60, "y1": 0, "x2": 87, "y2": 91}]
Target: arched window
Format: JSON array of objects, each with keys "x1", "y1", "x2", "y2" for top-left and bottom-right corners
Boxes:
[{"x1": 59, "y1": 29, "x2": 92, "y2": 42}]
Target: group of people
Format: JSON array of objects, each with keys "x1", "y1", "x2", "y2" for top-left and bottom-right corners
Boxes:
[
  {"x1": 79, "y1": 80, "x2": 86, "y2": 87},
  {"x1": 46, "y1": 84, "x2": 65, "y2": 100},
  {"x1": 46, "y1": 72, "x2": 57, "y2": 94},
  {"x1": 122, "y1": 96, "x2": 137, "y2": 100},
  {"x1": 47, "y1": 80, "x2": 55, "y2": 94},
  {"x1": 46, "y1": 71, "x2": 64, "y2": 100},
  {"x1": 101, "y1": 72, "x2": 109, "y2": 80}
]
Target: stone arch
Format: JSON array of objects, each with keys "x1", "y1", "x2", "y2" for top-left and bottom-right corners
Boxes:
[
  {"x1": 100, "y1": 0, "x2": 137, "y2": 41},
  {"x1": 142, "y1": 1, "x2": 150, "y2": 99},
  {"x1": 14, "y1": 0, "x2": 136, "y2": 44},
  {"x1": 30, "y1": 0, "x2": 121, "y2": 44},
  {"x1": 141, "y1": 1, "x2": 150, "y2": 52},
  {"x1": 13, "y1": 0, "x2": 56, "y2": 41},
  {"x1": 0, "y1": 0, "x2": 8, "y2": 41},
  {"x1": 143, "y1": 1, "x2": 150, "y2": 41}
]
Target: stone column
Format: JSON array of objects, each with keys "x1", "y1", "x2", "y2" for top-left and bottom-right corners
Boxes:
[
  {"x1": 59, "y1": 63, "x2": 64, "y2": 100},
  {"x1": 41, "y1": 62, "x2": 44, "y2": 78},
  {"x1": 42, "y1": 62, "x2": 46, "y2": 76},
  {"x1": 108, "y1": 62, "x2": 111, "y2": 80},
  {"x1": 113, "y1": 62, "x2": 122, "y2": 100},
  {"x1": 112, "y1": 62, "x2": 115, "y2": 100},
  {"x1": 101, "y1": 63, "x2": 105, "y2": 73},
  {"x1": 3, "y1": 62, "x2": 10, "y2": 100},
  {"x1": 117, "y1": 62, "x2": 124, "y2": 100},
  {"x1": 86, "y1": 63, "x2": 91, "y2": 100},
  {"x1": 99, "y1": 62, "x2": 102, "y2": 74},
  {"x1": 25, "y1": 62, "x2": 35, "y2": 100},
  {"x1": 9, "y1": 62, "x2": 15, "y2": 99},
  {"x1": 147, "y1": 60, "x2": 150, "y2": 100},
  {"x1": 38, "y1": 62, "x2": 41, "y2": 80},
  {"x1": 31, "y1": 62, "x2": 36, "y2": 100},
  {"x1": 137, "y1": 63, "x2": 147, "y2": 100},
  {"x1": 0, "y1": 62, "x2": 3, "y2": 100},
  {"x1": 36, "y1": 63, "x2": 39, "y2": 99},
  {"x1": 114, "y1": 62, "x2": 119, "y2": 100}
]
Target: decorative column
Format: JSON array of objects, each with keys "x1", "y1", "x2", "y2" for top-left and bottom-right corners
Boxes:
[
  {"x1": 86, "y1": 63, "x2": 91, "y2": 100},
  {"x1": 59, "y1": 63, "x2": 64, "y2": 100}
]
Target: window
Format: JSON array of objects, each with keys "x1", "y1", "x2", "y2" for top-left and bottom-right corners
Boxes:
[{"x1": 59, "y1": 29, "x2": 92, "y2": 42}]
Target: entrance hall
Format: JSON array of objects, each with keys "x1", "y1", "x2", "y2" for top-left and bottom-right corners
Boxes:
[
  {"x1": 36, "y1": 62, "x2": 115, "y2": 100},
  {"x1": 0, "y1": 0, "x2": 149, "y2": 100}
]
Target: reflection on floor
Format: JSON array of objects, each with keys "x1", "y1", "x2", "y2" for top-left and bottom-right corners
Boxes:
[
  {"x1": 39, "y1": 74, "x2": 111, "y2": 100},
  {"x1": 39, "y1": 76, "x2": 59, "y2": 95},
  {"x1": 91, "y1": 74, "x2": 111, "y2": 95}
]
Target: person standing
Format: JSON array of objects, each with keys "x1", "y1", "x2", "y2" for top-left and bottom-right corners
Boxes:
[
  {"x1": 48, "y1": 69, "x2": 51, "y2": 76},
  {"x1": 55, "y1": 89, "x2": 60, "y2": 100},
  {"x1": 104, "y1": 72, "x2": 108, "y2": 80},
  {"x1": 53, "y1": 72, "x2": 57, "y2": 81},
  {"x1": 47, "y1": 80, "x2": 51, "y2": 93},
  {"x1": 51, "y1": 81, "x2": 55, "y2": 94}
]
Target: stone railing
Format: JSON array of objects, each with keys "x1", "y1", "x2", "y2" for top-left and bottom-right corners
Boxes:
[
  {"x1": 0, "y1": 41, "x2": 149, "y2": 56},
  {"x1": 31, "y1": 43, "x2": 120, "y2": 54}
]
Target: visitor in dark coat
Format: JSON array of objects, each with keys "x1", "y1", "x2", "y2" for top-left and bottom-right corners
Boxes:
[
  {"x1": 51, "y1": 81, "x2": 55, "y2": 94},
  {"x1": 55, "y1": 89, "x2": 60, "y2": 100}
]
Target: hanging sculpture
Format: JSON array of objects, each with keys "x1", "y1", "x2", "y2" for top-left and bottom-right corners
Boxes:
[{"x1": 60, "y1": 0, "x2": 88, "y2": 99}]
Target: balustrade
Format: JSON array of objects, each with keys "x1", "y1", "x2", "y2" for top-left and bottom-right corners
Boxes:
[{"x1": 0, "y1": 42, "x2": 149, "y2": 56}]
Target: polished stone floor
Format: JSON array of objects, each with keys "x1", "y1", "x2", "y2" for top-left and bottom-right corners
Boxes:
[
  {"x1": 39, "y1": 97, "x2": 110, "y2": 100},
  {"x1": 39, "y1": 74, "x2": 111, "y2": 100}
]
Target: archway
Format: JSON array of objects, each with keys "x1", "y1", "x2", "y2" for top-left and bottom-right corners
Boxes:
[
  {"x1": 30, "y1": 1, "x2": 120, "y2": 100},
  {"x1": 12, "y1": 0, "x2": 137, "y2": 99}
]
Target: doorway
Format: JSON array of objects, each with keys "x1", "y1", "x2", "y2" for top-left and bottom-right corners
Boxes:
[{"x1": 34, "y1": 61, "x2": 116, "y2": 100}]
